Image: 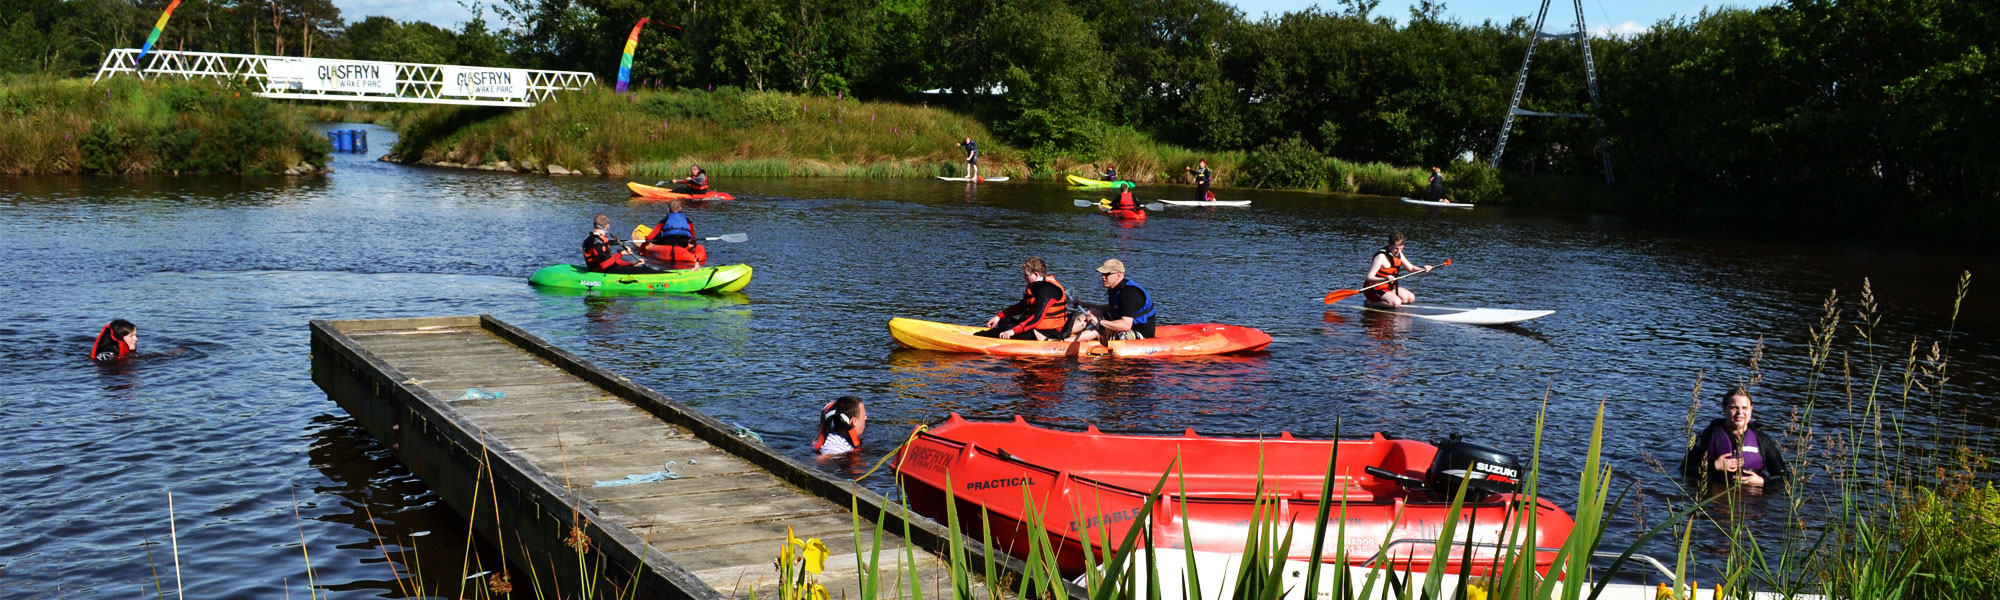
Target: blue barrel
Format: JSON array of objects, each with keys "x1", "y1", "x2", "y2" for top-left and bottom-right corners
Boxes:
[
  {"x1": 330, "y1": 130, "x2": 351, "y2": 152},
  {"x1": 354, "y1": 130, "x2": 368, "y2": 153}
]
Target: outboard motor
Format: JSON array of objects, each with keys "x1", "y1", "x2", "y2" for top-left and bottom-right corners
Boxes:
[{"x1": 1424, "y1": 440, "x2": 1524, "y2": 502}]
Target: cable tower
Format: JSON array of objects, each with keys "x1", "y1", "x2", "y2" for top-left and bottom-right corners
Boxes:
[{"x1": 1490, "y1": 0, "x2": 1613, "y2": 185}]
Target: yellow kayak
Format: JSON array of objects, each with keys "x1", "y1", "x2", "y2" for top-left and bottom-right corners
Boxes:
[{"x1": 1066, "y1": 174, "x2": 1136, "y2": 188}]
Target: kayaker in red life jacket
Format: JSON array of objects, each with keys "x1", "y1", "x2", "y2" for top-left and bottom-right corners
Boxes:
[
  {"x1": 814, "y1": 396, "x2": 867, "y2": 456},
  {"x1": 1108, "y1": 188, "x2": 1140, "y2": 212},
  {"x1": 582, "y1": 214, "x2": 660, "y2": 274},
  {"x1": 1068, "y1": 259, "x2": 1158, "y2": 342},
  {"x1": 664, "y1": 165, "x2": 709, "y2": 194},
  {"x1": 976, "y1": 257, "x2": 1071, "y2": 340},
  {"x1": 1362, "y1": 232, "x2": 1432, "y2": 308},
  {"x1": 91, "y1": 319, "x2": 138, "y2": 361}
]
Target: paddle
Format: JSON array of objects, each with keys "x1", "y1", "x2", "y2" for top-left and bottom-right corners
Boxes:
[
  {"x1": 1072, "y1": 199, "x2": 1166, "y2": 211},
  {"x1": 1321, "y1": 258, "x2": 1452, "y2": 304},
  {"x1": 636, "y1": 225, "x2": 749, "y2": 243}
]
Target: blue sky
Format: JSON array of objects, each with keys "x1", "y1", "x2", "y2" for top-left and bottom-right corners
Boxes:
[{"x1": 331, "y1": 0, "x2": 1774, "y2": 36}]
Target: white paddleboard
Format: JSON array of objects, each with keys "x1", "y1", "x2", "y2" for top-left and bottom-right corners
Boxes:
[
  {"x1": 936, "y1": 176, "x2": 1010, "y2": 182},
  {"x1": 1362, "y1": 304, "x2": 1552, "y2": 325},
  {"x1": 1400, "y1": 197, "x2": 1473, "y2": 209},
  {"x1": 1157, "y1": 199, "x2": 1252, "y2": 207}
]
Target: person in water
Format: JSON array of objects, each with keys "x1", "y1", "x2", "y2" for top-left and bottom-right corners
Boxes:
[
  {"x1": 1362, "y1": 232, "x2": 1432, "y2": 308},
  {"x1": 814, "y1": 395, "x2": 867, "y2": 456},
  {"x1": 960, "y1": 137, "x2": 981, "y2": 180},
  {"x1": 1069, "y1": 259, "x2": 1157, "y2": 342},
  {"x1": 92, "y1": 319, "x2": 137, "y2": 361},
  {"x1": 662, "y1": 165, "x2": 710, "y2": 195},
  {"x1": 582, "y1": 214, "x2": 659, "y2": 274},
  {"x1": 976, "y1": 257, "x2": 1071, "y2": 340},
  {"x1": 1426, "y1": 166, "x2": 1449, "y2": 203},
  {"x1": 1185, "y1": 159, "x2": 1214, "y2": 201},
  {"x1": 1683, "y1": 387, "x2": 1789, "y2": 489}
]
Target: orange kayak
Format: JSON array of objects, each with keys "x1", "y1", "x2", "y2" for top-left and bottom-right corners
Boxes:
[
  {"x1": 896, "y1": 414, "x2": 1576, "y2": 578},
  {"x1": 887, "y1": 317, "x2": 1269, "y2": 357},
  {"x1": 628, "y1": 181, "x2": 735, "y2": 201}
]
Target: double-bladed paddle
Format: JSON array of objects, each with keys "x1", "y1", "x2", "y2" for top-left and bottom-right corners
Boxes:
[
  {"x1": 1322, "y1": 258, "x2": 1452, "y2": 304},
  {"x1": 633, "y1": 224, "x2": 750, "y2": 243},
  {"x1": 1072, "y1": 198, "x2": 1166, "y2": 211}
]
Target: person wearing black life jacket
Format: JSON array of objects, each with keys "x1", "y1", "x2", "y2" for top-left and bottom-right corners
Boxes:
[
  {"x1": 814, "y1": 395, "x2": 868, "y2": 456},
  {"x1": 582, "y1": 214, "x2": 659, "y2": 274},
  {"x1": 1426, "y1": 166, "x2": 1449, "y2": 203},
  {"x1": 1682, "y1": 387, "x2": 1788, "y2": 490},
  {"x1": 960, "y1": 137, "x2": 981, "y2": 180},
  {"x1": 1069, "y1": 259, "x2": 1157, "y2": 342},
  {"x1": 666, "y1": 165, "x2": 710, "y2": 195},
  {"x1": 1185, "y1": 159, "x2": 1214, "y2": 201},
  {"x1": 91, "y1": 319, "x2": 137, "y2": 362},
  {"x1": 1362, "y1": 232, "x2": 1431, "y2": 308},
  {"x1": 976, "y1": 257, "x2": 1071, "y2": 340}
]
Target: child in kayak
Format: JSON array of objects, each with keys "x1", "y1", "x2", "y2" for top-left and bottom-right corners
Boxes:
[
  {"x1": 582, "y1": 214, "x2": 660, "y2": 274},
  {"x1": 815, "y1": 396, "x2": 867, "y2": 456},
  {"x1": 976, "y1": 257, "x2": 1071, "y2": 340},
  {"x1": 660, "y1": 165, "x2": 710, "y2": 195},
  {"x1": 640, "y1": 200, "x2": 706, "y2": 268},
  {"x1": 1362, "y1": 232, "x2": 1431, "y2": 308},
  {"x1": 91, "y1": 319, "x2": 137, "y2": 361}
]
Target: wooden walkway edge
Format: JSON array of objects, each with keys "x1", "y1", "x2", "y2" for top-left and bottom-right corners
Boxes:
[{"x1": 310, "y1": 315, "x2": 1033, "y2": 599}]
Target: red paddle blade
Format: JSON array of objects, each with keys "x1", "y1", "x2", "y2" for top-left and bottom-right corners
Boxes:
[{"x1": 1323, "y1": 289, "x2": 1360, "y2": 304}]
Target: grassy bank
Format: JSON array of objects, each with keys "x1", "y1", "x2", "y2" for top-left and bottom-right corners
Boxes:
[
  {"x1": 0, "y1": 77, "x2": 330, "y2": 176},
  {"x1": 387, "y1": 87, "x2": 1481, "y2": 199}
]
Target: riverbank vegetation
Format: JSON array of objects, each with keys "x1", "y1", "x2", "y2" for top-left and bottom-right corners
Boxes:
[{"x1": 0, "y1": 76, "x2": 329, "y2": 175}]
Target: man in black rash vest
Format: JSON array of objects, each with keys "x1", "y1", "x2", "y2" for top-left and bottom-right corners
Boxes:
[
  {"x1": 976, "y1": 257, "x2": 1071, "y2": 340},
  {"x1": 582, "y1": 214, "x2": 660, "y2": 274},
  {"x1": 1185, "y1": 159, "x2": 1214, "y2": 201},
  {"x1": 1070, "y1": 259, "x2": 1158, "y2": 342},
  {"x1": 960, "y1": 137, "x2": 981, "y2": 180},
  {"x1": 814, "y1": 396, "x2": 867, "y2": 456},
  {"x1": 92, "y1": 319, "x2": 137, "y2": 362},
  {"x1": 1426, "y1": 166, "x2": 1448, "y2": 203}
]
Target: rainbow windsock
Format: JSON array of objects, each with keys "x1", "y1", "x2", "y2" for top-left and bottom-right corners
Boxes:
[
  {"x1": 138, "y1": 0, "x2": 184, "y2": 61},
  {"x1": 615, "y1": 17, "x2": 649, "y2": 93}
]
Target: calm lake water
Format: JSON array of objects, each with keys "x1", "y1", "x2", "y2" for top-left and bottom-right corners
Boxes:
[{"x1": 2, "y1": 124, "x2": 1995, "y2": 597}]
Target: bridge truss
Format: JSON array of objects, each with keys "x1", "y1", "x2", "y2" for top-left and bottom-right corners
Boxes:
[{"x1": 94, "y1": 49, "x2": 597, "y2": 107}]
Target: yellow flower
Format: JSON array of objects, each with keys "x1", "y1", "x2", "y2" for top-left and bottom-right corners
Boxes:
[{"x1": 803, "y1": 537, "x2": 830, "y2": 576}]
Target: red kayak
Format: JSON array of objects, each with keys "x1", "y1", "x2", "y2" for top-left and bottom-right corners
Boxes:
[
  {"x1": 640, "y1": 242, "x2": 708, "y2": 269},
  {"x1": 628, "y1": 181, "x2": 735, "y2": 201},
  {"x1": 896, "y1": 414, "x2": 1575, "y2": 578},
  {"x1": 1101, "y1": 207, "x2": 1146, "y2": 221}
]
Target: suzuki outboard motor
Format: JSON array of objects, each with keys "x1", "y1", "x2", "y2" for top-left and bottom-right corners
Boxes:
[{"x1": 1424, "y1": 440, "x2": 1524, "y2": 502}]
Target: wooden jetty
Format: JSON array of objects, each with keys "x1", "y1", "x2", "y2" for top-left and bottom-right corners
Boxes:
[{"x1": 310, "y1": 315, "x2": 1018, "y2": 599}]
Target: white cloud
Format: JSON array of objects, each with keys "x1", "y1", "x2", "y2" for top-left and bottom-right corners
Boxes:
[{"x1": 1592, "y1": 20, "x2": 1648, "y2": 39}]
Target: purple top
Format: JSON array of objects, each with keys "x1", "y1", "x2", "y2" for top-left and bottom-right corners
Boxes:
[{"x1": 1702, "y1": 426, "x2": 1765, "y2": 473}]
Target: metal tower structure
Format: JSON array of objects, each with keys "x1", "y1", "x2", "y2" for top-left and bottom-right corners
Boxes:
[{"x1": 1490, "y1": 0, "x2": 1613, "y2": 185}]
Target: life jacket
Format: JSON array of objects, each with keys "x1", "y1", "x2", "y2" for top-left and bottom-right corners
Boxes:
[
  {"x1": 1110, "y1": 190, "x2": 1137, "y2": 211},
  {"x1": 686, "y1": 172, "x2": 709, "y2": 192},
  {"x1": 91, "y1": 323, "x2": 133, "y2": 361},
  {"x1": 813, "y1": 400, "x2": 857, "y2": 452},
  {"x1": 1371, "y1": 248, "x2": 1410, "y2": 292},
  {"x1": 582, "y1": 231, "x2": 631, "y2": 271},
  {"x1": 1023, "y1": 276, "x2": 1070, "y2": 332},
  {"x1": 1108, "y1": 280, "x2": 1156, "y2": 324},
  {"x1": 655, "y1": 212, "x2": 693, "y2": 238},
  {"x1": 1192, "y1": 167, "x2": 1211, "y2": 185}
]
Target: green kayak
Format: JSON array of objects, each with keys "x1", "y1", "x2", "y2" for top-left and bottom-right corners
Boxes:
[
  {"x1": 528, "y1": 264, "x2": 754, "y2": 294},
  {"x1": 1066, "y1": 174, "x2": 1136, "y2": 188}
]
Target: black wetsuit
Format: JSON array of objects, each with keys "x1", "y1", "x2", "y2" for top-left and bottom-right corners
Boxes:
[
  {"x1": 1426, "y1": 171, "x2": 1445, "y2": 202},
  {"x1": 1191, "y1": 166, "x2": 1212, "y2": 200}
]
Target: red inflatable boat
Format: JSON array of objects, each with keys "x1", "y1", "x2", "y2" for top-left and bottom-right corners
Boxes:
[{"x1": 895, "y1": 414, "x2": 1575, "y2": 578}]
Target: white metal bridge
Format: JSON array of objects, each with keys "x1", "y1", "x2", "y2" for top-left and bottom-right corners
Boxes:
[{"x1": 94, "y1": 49, "x2": 597, "y2": 107}]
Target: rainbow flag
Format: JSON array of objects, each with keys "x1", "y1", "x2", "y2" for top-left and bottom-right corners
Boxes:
[
  {"x1": 138, "y1": 0, "x2": 183, "y2": 61},
  {"x1": 615, "y1": 17, "x2": 649, "y2": 93}
]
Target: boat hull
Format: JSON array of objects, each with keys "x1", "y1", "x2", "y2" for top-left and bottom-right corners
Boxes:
[{"x1": 887, "y1": 318, "x2": 1269, "y2": 357}]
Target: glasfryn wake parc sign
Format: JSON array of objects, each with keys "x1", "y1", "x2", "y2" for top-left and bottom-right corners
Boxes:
[
  {"x1": 442, "y1": 67, "x2": 529, "y2": 100},
  {"x1": 265, "y1": 59, "x2": 530, "y2": 100}
]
